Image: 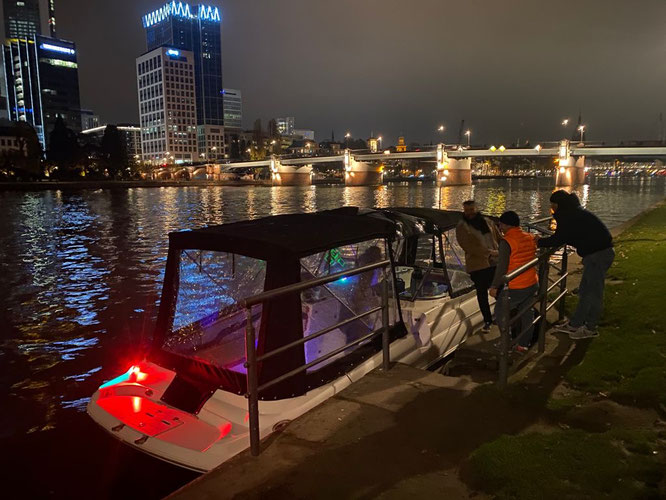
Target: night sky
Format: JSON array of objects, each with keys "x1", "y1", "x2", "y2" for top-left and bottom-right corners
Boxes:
[{"x1": 14, "y1": 0, "x2": 666, "y2": 145}]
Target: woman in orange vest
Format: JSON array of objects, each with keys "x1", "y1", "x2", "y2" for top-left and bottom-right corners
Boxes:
[{"x1": 489, "y1": 211, "x2": 539, "y2": 353}]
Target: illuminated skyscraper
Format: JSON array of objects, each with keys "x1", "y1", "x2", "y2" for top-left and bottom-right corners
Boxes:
[
  {"x1": 222, "y1": 88, "x2": 241, "y2": 129},
  {"x1": 2, "y1": 36, "x2": 82, "y2": 147},
  {"x1": 48, "y1": 0, "x2": 57, "y2": 37},
  {"x1": 3, "y1": 0, "x2": 41, "y2": 39},
  {"x1": 141, "y1": 2, "x2": 224, "y2": 160},
  {"x1": 137, "y1": 46, "x2": 198, "y2": 164}
]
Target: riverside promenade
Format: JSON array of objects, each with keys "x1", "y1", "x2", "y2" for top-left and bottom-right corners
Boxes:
[{"x1": 171, "y1": 201, "x2": 666, "y2": 500}]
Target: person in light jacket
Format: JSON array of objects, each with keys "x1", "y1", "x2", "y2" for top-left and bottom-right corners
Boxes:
[{"x1": 456, "y1": 200, "x2": 501, "y2": 332}]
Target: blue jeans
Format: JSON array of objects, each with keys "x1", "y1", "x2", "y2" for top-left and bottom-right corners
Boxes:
[
  {"x1": 496, "y1": 284, "x2": 539, "y2": 348},
  {"x1": 571, "y1": 247, "x2": 615, "y2": 329}
]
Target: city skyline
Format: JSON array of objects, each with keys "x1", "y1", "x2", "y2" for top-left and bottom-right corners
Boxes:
[{"x1": 9, "y1": 0, "x2": 666, "y2": 145}]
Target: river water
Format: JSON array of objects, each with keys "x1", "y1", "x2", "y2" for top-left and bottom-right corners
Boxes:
[{"x1": 1, "y1": 177, "x2": 664, "y2": 499}]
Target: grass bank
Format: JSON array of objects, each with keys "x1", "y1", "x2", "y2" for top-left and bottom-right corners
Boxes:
[{"x1": 466, "y1": 201, "x2": 666, "y2": 499}]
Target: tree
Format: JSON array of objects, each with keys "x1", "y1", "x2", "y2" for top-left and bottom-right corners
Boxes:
[
  {"x1": 251, "y1": 118, "x2": 267, "y2": 160},
  {"x1": 15, "y1": 122, "x2": 43, "y2": 176},
  {"x1": 100, "y1": 125, "x2": 128, "y2": 178},
  {"x1": 267, "y1": 118, "x2": 281, "y2": 154},
  {"x1": 253, "y1": 119, "x2": 263, "y2": 145},
  {"x1": 47, "y1": 116, "x2": 80, "y2": 177}
]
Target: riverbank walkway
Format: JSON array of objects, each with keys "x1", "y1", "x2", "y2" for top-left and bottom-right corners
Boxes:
[{"x1": 170, "y1": 201, "x2": 666, "y2": 500}]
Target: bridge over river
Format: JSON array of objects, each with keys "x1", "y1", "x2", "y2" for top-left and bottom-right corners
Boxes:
[{"x1": 153, "y1": 140, "x2": 666, "y2": 188}]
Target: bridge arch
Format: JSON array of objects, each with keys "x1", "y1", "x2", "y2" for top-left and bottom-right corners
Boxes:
[
  {"x1": 154, "y1": 169, "x2": 172, "y2": 180},
  {"x1": 191, "y1": 167, "x2": 208, "y2": 179},
  {"x1": 173, "y1": 169, "x2": 190, "y2": 180}
]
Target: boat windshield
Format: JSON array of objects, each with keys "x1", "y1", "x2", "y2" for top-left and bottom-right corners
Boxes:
[
  {"x1": 396, "y1": 234, "x2": 450, "y2": 300},
  {"x1": 162, "y1": 250, "x2": 266, "y2": 372}
]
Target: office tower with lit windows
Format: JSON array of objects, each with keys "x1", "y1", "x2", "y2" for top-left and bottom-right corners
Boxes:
[
  {"x1": 142, "y1": 2, "x2": 224, "y2": 160},
  {"x1": 222, "y1": 88, "x2": 241, "y2": 129},
  {"x1": 276, "y1": 117, "x2": 295, "y2": 136},
  {"x1": 2, "y1": 35, "x2": 82, "y2": 147},
  {"x1": 3, "y1": 0, "x2": 41, "y2": 39},
  {"x1": 137, "y1": 46, "x2": 198, "y2": 164}
]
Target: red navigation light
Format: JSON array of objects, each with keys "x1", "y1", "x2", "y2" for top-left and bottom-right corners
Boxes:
[
  {"x1": 220, "y1": 422, "x2": 232, "y2": 439},
  {"x1": 130, "y1": 365, "x2": 148, "y2": 382}
]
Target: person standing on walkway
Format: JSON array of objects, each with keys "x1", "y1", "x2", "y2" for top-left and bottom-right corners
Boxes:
[
  {"x1": 537, "y1": 190, "x2": 614, "y2": 339},
  {"x1": 456, "y1": 200, "x2": 501, "y2": 332},
  {"x1": 489, "y1": 211, "x2": 539, "y2": 353}
]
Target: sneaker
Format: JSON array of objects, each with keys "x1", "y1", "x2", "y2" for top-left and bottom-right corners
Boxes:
[
  {"x1": 515, "y1": 345, "x2": 529, "y2": 354},
  {"x1": 555, "y1": 321, "x2": 580, "y2": 335},
  {"x1": 553, "y1": 317, "x2": 569, "y2": 327},
  {"x1": 481, "y1": 321, "x2": 492, "y2": 333},
  {"x1": 569, "y1": 326, "x2": 599, "y2": 340}
]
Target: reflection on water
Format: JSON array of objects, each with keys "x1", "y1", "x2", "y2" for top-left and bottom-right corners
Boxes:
[{"x1": 0, "y1": 177, "x2": 663, "y2": 498}]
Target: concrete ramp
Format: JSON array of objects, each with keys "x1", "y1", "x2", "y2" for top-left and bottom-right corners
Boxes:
[{"x1": 168, "y1": 364, "x2": 482, "y2": 499}]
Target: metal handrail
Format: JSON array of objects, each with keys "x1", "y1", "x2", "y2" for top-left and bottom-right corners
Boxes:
[
  {"x1": 243, "y1": 260, "x2": 393, "y2": 456},
  {"x1": 497, "y1": 243, "x2": 568, "y2": 388},
  {"x1": 256, "y1": 306, "x2": 382, "y2": 362},
  {"x1": 241, "y1": 259, "x2": 390, "y2": 308},
  {"x1": 258, "y1": 327, "x2": 383, "y2": 393}
]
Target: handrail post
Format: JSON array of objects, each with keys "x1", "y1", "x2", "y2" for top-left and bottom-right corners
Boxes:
[
  {"x1": 558, "y1": 246, "x2": 568, "y2": 322},
  {"x1": 244, "y1": 307, "x2": 260, "y2": 456},
  {"x1": 497, "y1": 286, "x2": 511, "y2": 389},
  {"x1": 537, "y1": 256, "x2": 549, "y2": 354},
  {"x1": 381, "y1": 268, "x2": 390, "y2": 371}
]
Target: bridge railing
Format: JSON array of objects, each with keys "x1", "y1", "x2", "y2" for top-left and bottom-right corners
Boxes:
[
  {"x1": 496, "y1": 218, "x2": 569, "y2": 388},
  {"x1": 240, "y1": 260, "x2": 393, "y2": 456}
]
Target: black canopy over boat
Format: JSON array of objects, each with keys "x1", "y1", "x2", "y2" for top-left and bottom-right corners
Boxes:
[{"x1": 150, "y1": 209, "x2": 405, "y2": 406}]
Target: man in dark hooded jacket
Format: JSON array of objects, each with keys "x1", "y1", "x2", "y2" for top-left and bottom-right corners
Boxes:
[{"x1": 537, "y1": 190, "x2": 614, "y2": 339}]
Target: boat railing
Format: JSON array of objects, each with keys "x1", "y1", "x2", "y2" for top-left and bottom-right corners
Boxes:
[
  {"x1": 240, "y1": 259, "x2": 393, "y2": 456},
  {"x1": 495, "y1": 225, "x2": 569, "y2": 387}
]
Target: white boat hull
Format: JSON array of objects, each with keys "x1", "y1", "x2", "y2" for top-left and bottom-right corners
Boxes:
[{"x1": 87, "y1": 290, "x2": 488, "y2": 472}]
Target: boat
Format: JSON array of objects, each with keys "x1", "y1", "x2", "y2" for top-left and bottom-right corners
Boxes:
[{"x1": 87, "y1": 207, "x2": 489, "y2": 472}]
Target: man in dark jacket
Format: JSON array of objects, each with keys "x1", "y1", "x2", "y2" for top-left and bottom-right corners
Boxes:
[{"x1": 538, "y1": 190, "x2": 615, "y2": 339}]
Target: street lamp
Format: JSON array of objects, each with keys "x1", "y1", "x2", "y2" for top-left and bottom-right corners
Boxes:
[
  {"x1": 465, "y1": 130, "x2": 471, "y2": 148},
  {"x1": 437, "y1": 125, "x2": 445, "y2": 143},
  {"x1": 578, "y1": 125, "x2": 585, "y2": 143},
  {"x1": 562, "y1": 118, "x2": 569, "y2": 127}
]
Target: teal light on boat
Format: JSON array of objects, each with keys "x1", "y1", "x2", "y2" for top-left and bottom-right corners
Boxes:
[{"x1": 99, "y1": 365, "x2": 139, "y2": 389}]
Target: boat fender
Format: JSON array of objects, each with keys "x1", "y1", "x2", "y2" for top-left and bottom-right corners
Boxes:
[
  {"x1": 273, "y1": 420, "x2": 291, "y2": 432},
  {"x1": 414, "y1": 313, "x2": 431, "y2": 347}
]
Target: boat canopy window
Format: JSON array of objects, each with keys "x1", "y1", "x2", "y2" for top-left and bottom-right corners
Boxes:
[
  {"x1": 442, "y1": 229, "x2": 475, "y2": 296},
  {"x1": 151, "y1": 209, "x2": 403, "y2": 400},
  {"x1": 299, "y1": 239, "x2": 398, "y2": 377},
  {"x1": 396, "y1": 234, "x2": 450, "y2": 300},
  {"x1": 163, "y1": 250, "x2": 266, "y2": 371}
]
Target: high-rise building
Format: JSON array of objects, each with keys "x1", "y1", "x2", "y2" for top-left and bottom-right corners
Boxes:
[
  {"x1": 141, "y1": 1, "x2": 224, "y2": 161},
  {"x1": 222, "y1": 88, "x2": 241, "y2": 129},
  {"x1": 276, "y1": 117, "x2": 295, "y2": 136},
  {"x1": 136, "y1": 46, "x2": 198, "y2": 164},
  {"x1": 2, "y1": 35, "x2": 82, "y2": 148},
  {"x1": 80, "y1": 109, "x2": 100, "y2": 131},
  {"x1": 3, "y1": 0, "x2": 41, "y2": 39},
  {"x1": 48, "y1": 0, "x2": 57, "y2": 37}
]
